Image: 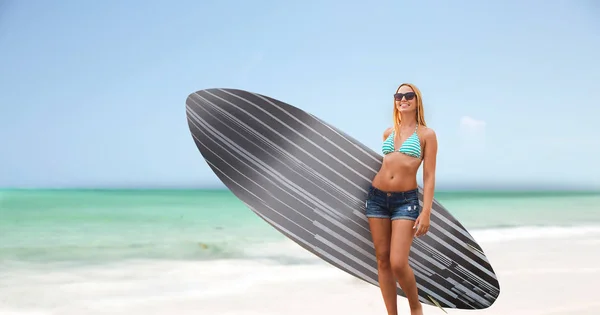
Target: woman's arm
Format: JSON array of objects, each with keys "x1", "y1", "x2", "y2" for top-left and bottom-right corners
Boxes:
[
  {"x1": 422, "y1": 128, "x2": 438, "y2": 214},
  {"x1": 415, "y1": 128, "x2": 437, "y2": 237}
]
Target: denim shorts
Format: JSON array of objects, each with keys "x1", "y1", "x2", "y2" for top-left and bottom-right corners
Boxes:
[{"x1": 365, "y1": 186, "x2": 421, "y2": 221}]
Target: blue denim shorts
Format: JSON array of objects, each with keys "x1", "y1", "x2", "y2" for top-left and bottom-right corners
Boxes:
[{"x1": 365, "y1": 186, "x2": 421, "y2": 221}]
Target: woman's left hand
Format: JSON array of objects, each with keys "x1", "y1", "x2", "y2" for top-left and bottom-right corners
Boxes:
[{"x1": 414, "y1": 212, "x2": 431, "y2": 237}]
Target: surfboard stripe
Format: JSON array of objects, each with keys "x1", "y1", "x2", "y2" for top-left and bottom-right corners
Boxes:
[{"x1": 185, "y1": 88, "x2": 500, "y2": 310}]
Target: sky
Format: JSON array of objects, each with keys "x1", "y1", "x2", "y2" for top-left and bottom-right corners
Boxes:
[{"x1": 1, "y1": 0, "x2": 599, "y2": 190}]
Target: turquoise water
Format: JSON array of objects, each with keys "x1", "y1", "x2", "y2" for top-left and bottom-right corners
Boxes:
[{"x1": 1, "y1": 189, "x2": 599, "y2": 265}]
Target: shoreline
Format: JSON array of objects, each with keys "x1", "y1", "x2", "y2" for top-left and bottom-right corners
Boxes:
[{"x1": 2, "y1": 188, "x2": 599, "y2": 195}]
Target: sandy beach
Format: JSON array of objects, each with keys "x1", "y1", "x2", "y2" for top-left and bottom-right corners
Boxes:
[
  {"x1": 1, "y1": 226, "x2": 599, "y2": 315},
  {"x1": 196, "y1": 230, "x2": 600, "y2": 315}
]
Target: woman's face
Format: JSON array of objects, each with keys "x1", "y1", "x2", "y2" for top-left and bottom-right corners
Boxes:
[{"x1": 394, "y1": 85, "x2": 417, "y2": 114}]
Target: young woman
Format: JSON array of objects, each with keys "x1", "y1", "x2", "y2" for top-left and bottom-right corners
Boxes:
[{"x1": 365, "y1": 83, "x2": 438, "y2": 315}]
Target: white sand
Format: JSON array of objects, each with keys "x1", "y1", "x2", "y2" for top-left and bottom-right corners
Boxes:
[
  {"x1": 1, "y1": 230, "x2": 599, "y2": 315},
  {"x1": 196, "y1": 233, "x2": 600, "y2": 315}
]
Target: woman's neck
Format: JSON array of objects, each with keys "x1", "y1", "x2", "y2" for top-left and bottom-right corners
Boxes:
[{"x1": 399, "y1": 113, "x2": 417, "y2": 128}]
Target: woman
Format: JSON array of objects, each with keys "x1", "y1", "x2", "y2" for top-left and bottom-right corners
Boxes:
[{"x1": 365, "y1": 83, "x2": 438, "y2": 315}]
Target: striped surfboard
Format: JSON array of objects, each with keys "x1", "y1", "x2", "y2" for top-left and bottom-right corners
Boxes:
[{"x1": 185, "y1": 88, "x2": 500, "y2": 310}]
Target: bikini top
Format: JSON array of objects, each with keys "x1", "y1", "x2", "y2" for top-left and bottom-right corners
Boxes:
[{"x1": 381, "y1": 125, "x2": 422, "y2": 159}]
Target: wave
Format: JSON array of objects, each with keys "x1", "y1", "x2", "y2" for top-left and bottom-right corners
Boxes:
[
  {"x1": 0, "y1": 238, "x2": 318, "y2": 266},
  {"x1": 2, "y1": 225, "x2": 599, "y2": 266},
  {"x1": 470, "y1": 224, "x2": 600, "y2": 243}
]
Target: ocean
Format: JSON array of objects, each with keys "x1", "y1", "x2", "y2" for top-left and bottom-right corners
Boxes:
[{"x1": 1, "y1": 189, "x2": 599, "y2": 314}]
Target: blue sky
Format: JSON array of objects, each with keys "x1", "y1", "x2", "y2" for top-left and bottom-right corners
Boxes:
[{"x1": 1, "y1": 0, "x2": 599, "y2": 190}]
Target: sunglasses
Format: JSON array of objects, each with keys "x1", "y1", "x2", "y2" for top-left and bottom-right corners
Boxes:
[{"x1": 394, "y1": 92, "x2": 416, "y2": 101}]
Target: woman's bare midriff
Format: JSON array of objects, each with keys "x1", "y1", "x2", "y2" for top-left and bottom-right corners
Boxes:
[{"x1": 371, "y1": 153, "x2": 421, "y2": 192}]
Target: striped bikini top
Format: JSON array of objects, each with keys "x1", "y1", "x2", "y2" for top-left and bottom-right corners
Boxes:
[{"x1": 382, "y1": 125, "x2": 422, "y2": 159}]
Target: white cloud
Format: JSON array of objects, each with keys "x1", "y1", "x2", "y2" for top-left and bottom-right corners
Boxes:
[
  {"x1": 458, "y1": 115, "x2": 486, "y2": 153},
  {"x1": 460, "y1": 116, "x2": 486, "y2": 132}
]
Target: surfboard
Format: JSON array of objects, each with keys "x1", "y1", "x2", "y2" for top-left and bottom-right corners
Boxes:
[{"x1": 185, "y1": 88, "x2": 500, "y2": 310}]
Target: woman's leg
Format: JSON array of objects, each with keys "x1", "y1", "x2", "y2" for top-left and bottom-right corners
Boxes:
[
  {"x1": 368, "y1": 217, "x2": 397, "y2": 315},
  {"x1": 390, "y1": 219, "x2": 423, "y2": 314}
]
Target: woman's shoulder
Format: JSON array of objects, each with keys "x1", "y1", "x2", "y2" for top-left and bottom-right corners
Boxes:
[
  {"x1": 382, "y1": 127, "x2": 394, "y2": 140},
  {"x1": 419, "y1": 125, "x2": 437, "y2": 141}
]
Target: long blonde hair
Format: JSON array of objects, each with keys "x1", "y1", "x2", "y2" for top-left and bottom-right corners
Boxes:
[{"x1": 393, "y1": 83, "x2": 427, "y2": 136}]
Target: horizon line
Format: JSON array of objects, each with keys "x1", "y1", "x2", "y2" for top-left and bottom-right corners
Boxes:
[{"x1": 1, "y1": 186, "x2": 599, "y2": 194}]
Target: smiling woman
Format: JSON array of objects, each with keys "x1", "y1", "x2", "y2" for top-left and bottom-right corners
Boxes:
[{"x1": 366, "y1": 83, "x2": 438, "y2": 315}]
